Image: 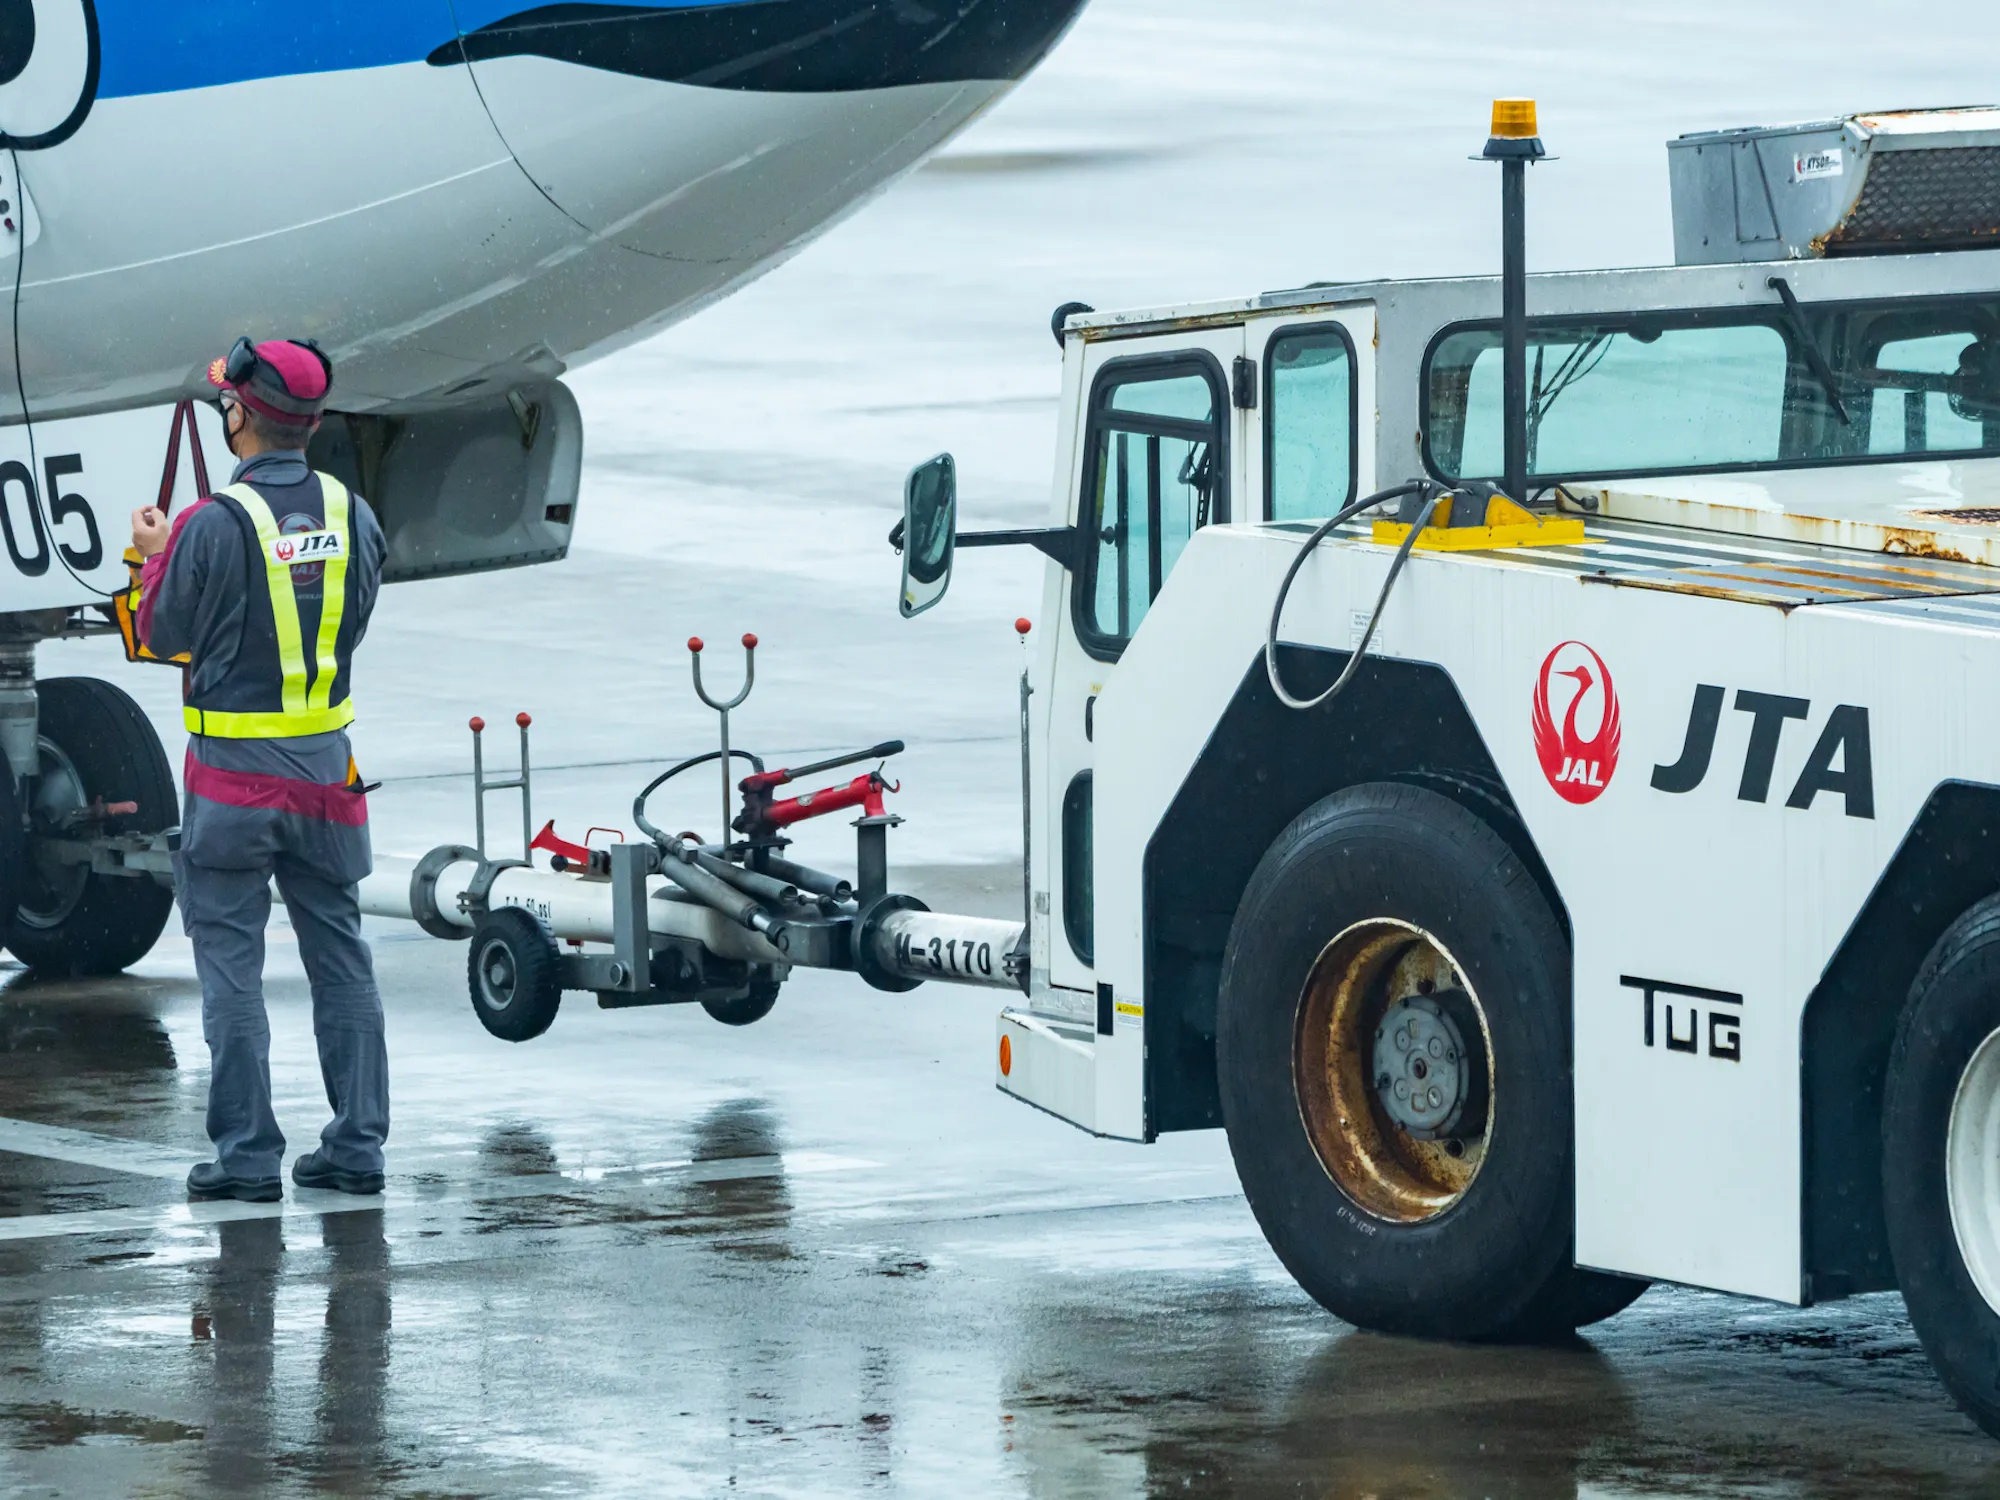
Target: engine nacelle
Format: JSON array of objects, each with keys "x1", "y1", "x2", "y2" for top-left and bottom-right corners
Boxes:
[{"x1": 311, "y1": 380, "x2": 583, "y2": 584}]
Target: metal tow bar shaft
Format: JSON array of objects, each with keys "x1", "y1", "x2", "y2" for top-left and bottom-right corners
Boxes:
[{"x1": 863, "y1": 907, "x2": 1026, "y2": 991}]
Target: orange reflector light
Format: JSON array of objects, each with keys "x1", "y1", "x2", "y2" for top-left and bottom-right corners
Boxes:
[
  {"x1": 1490, "y1": 98, "x2": 1539, "y2": 139},
  {"x1": 999, "y1": 1034, "x2": 1012, "y2": 1076}
]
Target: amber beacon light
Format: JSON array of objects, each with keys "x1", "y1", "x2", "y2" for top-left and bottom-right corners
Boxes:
[
  {"x1": 1478, "y1": 97, "x2": 1550, "y2": 506},
  {"x1": 1487, "y1": 98, "x2": 1541, "y2": 143}
]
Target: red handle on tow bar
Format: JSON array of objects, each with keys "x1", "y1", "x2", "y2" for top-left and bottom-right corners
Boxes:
[
  {"x1": 530, "y1": 820, "x2": 624, "y2": 874},
  {"x1": 761, "y1": 771, "x2": 895, "y2": 830},
  {"x1": 739, "y1": 739, "x2": 904, "y2": 795}
]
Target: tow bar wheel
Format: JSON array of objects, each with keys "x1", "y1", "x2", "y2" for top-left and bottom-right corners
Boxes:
[
  {"x1": 468, "y1": 908, "x2": 563, "y2": 1043},
  {"x1": 1295, "y1": 919, "x2": 1492, "y2": 1223},
  {"x1": 1217, "y1": 782, "x2": 1646, "y2": 1341}
]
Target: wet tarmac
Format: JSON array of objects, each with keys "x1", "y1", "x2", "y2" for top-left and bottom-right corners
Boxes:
[
  {"x1": 13, "y1": 0, "x2": 2000, "y2": 1492},
  {"x1": 0, "y1": 861, "x2": 1992, "y2": 1496}
]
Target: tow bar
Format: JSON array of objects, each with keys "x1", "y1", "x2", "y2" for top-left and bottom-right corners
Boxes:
[{"x1": 357, "y1": 634, "x2": 1027, "y2": 1040}]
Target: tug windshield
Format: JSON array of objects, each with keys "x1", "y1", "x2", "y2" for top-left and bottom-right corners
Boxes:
[{"x1": 1424, "y1": 292, "x2": 2000, "y2": 486}]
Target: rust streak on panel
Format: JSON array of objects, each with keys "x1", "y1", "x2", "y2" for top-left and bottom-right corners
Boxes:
[{"x1": 1879, "y1": 528, "x2": 1974, "y2": 562}]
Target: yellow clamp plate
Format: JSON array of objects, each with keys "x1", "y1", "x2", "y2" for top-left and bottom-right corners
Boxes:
[
  {"x1": 1371, "y1": 516, "x2": 1586, "y2": 551},
  {"x1": 1370, "y1": 493, "x2": 1585, "y2": 552}
]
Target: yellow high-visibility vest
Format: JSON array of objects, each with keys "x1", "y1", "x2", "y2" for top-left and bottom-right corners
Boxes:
[{"x1": 183, "y1": 476, "x2": 356, "y2": 739}]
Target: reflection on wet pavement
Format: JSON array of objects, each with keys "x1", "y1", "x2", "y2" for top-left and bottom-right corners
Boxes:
[
  {"x1": 198, "y1": 1216, "x2": 282, "y2": 1495},
  {"x1": 0, "y1": 972, "x2": 180, "y2": 1074},
  {"x1": 684, "y1": 1100, "x2": 795, "y2": 1263},
  {"x1": 308, "y1": 1212, "x2": 392, "y2": 1494}
]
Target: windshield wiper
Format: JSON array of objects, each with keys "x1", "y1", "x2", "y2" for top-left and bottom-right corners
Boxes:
[{"x1": 1767, "y1": 276, "x2": 1851, "y2": 427}]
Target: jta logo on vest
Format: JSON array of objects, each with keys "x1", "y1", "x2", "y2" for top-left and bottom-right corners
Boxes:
[
  {"x1": 1651, "y1": 685, "x2": 1874, "y2": 819},
  {"x1": 269, "y1": 519, "x2": 343, "y2": 583},
  {"x1": 1532, "y1": 641, "x2": 1621, "y2": 804}
]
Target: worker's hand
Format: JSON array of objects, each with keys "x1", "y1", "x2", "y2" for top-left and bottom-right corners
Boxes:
[{"x1": 130, "y1": 506, "x2": 170, "y2": 559}]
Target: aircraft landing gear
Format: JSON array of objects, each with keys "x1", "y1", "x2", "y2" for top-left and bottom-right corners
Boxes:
[
  {"x1": 8, "y1": 677, "x2": 177, "y2": 977},
  {"x1": 0, "y1": 758, "x2": 21, "y2": 952}
]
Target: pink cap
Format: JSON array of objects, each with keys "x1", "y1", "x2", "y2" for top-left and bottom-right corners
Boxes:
[{"x1": 207, "y1": 339, "x2": 332, "y2": 426}]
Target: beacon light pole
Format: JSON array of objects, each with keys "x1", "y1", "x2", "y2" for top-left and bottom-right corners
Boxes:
[{"x1": 1481, "y1": 99, "x2": 1547, "y2": 505}]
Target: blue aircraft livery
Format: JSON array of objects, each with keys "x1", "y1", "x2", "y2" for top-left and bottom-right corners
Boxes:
[
  {"x1": 441, "y1": 2, "x2": 1089, "y2": 92},
  {"x1": 79, "y1": 0, "x2": 1084, "y2": 103}
]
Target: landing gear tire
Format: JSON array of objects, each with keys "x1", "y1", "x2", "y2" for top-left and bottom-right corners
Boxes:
[
  {"x1": 702, "y1": 980, "x2": 780, "y2": 1027},
  {"x1": 10, "y1": 677, "x2": 177, "y2": 977},
  {"x1": 1216, "y1": 782, "x2": 1647, "y2": 1342},
  {"x1": 468, "y1": 908, "x2": 563, "y2": 1042},
  {"x1": 1883, "y1": 893, "x2": 2000, "y2": 1440},
  {"x1": 0, "y1": 759, "x2": 22, "y2": 957}
]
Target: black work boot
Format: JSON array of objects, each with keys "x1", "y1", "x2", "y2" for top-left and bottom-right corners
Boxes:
[
  {"x1": 186, "y1": 1162, "x2": 283, "y2": 1203},
  {"x1": 291, "y1": 1151, "x2": 384, "y2": 1196}
]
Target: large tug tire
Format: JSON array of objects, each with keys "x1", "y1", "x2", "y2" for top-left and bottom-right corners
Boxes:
[
  {"x1": 1216, "y1": 782, "x2": 1646, "y2": 1342},
  {"x1": 10, "y1": 678, "x2": 177, "y2": 976},
  {"x1": 1882, "y1": 894, "x2": 2000, "y2": 1440}
]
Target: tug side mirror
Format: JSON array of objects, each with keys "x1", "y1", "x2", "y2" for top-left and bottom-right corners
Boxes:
[
  {"x1": 897, "y1": 452, "x2": 957, "y2": 618},
  {"x1": 890, "y1": 451, "x2": 1084, "y2": 618}
]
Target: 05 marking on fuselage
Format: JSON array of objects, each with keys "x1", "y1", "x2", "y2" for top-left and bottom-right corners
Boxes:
[{"x1": 0, "y1": 450, "x2": 102, "y2": 578}]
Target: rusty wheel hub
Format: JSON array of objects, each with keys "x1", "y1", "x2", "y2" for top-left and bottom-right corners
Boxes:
[{"x1": 1293, "y1": 919, "x2": 1494, "y2": 1223}]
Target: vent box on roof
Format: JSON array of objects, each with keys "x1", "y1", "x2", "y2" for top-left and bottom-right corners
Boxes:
[{"x1": 1668, "y1": 107, "x2": 2000, "y2": 265}]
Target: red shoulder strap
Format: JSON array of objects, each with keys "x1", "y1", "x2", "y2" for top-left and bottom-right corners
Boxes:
[{"x1": 157, "y1": 401, "x2": 212, "y2": 515}]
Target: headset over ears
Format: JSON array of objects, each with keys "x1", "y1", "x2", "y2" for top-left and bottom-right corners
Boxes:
[{"x1": 222, "y1": 335, "x2": 333, "y2": 392}]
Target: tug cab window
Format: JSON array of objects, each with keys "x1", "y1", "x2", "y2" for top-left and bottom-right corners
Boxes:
[
  {"x1": 1428, "y1": 319, "x2": 1788, "y2": 480},
  {"x1": 1078, "y1": 358, "x2": 1226, "y2": 657},
  {"x1": 1266, "y1": 326, "x2": 1357, "y2": 520},
  {"x1": 1062, "y1": 772, "x2": 1093, "y2": 964},
  {"x1": 1423, "y1": 292, "x2": 2000, "y2": 484},
  {"x1": 1867, "y1": 327, "x2": 2000, "y2": 455}
]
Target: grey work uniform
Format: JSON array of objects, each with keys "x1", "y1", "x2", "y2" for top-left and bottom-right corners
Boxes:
[{"x1": 142, "y1": 449, "x2": 390, "y2": 1182}]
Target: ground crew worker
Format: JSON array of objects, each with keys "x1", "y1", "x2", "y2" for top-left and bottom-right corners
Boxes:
[{"x1": 130, "y1": 337, "x2": 390, "y2": 1203}]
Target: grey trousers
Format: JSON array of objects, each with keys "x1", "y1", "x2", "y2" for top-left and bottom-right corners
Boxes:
[{"x1": 178, "y1": 858, "x2": 388, "y2": 1180}]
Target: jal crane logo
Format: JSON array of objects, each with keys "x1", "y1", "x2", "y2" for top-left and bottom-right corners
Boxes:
[{"x1": 1532, "y1": 641, "x2": 1620, "y2": 804}]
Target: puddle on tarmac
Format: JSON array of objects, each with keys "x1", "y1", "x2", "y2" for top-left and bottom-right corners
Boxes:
[{"x1": 0, "y1": 1398, "x2": 202, "y2": 1449}]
